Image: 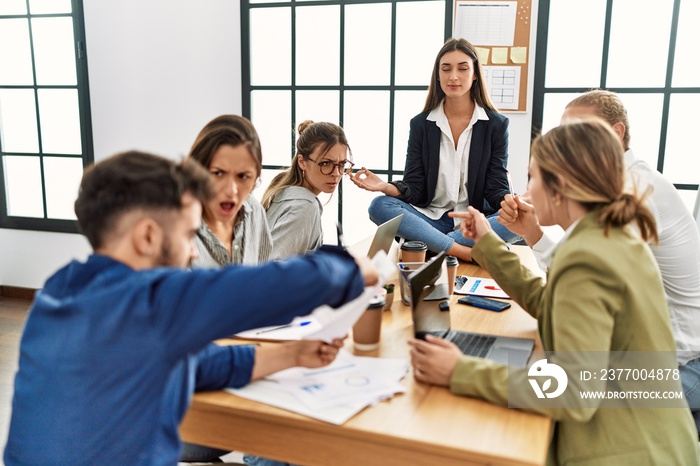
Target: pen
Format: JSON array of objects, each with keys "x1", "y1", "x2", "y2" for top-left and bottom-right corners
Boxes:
[
  {"x1": 256, "y1": 321, "x2": 312, "y2": 334},
  {"x1": 484, "y1": 285, "x2": 502, "y2": 291},
  {"x1": 506, "y1": 170, "x2": 515, "y2": 196}
]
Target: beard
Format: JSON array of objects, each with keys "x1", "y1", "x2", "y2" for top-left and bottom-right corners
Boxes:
[{"x1": 154, "y1": 235, "x2": 184, "y2": 268}]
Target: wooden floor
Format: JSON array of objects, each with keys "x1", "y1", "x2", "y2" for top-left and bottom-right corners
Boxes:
[{"x1": 0, "y1": 296, "x2": 31, "y2": 466}]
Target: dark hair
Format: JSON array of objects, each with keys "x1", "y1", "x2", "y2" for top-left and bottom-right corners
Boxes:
[
  {"x1": 423, "y1": 37, "x2": 496, "y2": 113},
  {"x1": 74, "y1": 150, "x2": 213, "y2": 249},
  {"x1": 531, "y1": 118, "x2": 657, "y2": 242},
  {"x1": 187, "y1": 115, "x2": 263, "y2": 177},
  {"x1": 261, "y1": 120, "x2": 350, "y2": 209}
]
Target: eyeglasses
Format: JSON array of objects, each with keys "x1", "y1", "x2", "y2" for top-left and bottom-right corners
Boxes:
[{"x1": 306, "y1": 158, "x2": 355, "y2": 175}]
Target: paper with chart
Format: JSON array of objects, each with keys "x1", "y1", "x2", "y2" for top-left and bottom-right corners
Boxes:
[
  {"x1": 234, "y1": 251, "x2": 395, "y2": 342},
  {"x1": 454, "y1": 275, "x2": 510, "y2": 299},
  {"x1": 455, "y1": 1, "x2": 517, "y2": 47},
  {"x1": 227, "y1": 350, "x2": 409, "y2": 424},
  {"x1": 483, "y1": 66, "x2": 520, "y2": 110}
]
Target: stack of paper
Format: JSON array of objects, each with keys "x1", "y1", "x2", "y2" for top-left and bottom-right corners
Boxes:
[{"x1": 227, "y1": 349, "x2": 408, "y2": 424}]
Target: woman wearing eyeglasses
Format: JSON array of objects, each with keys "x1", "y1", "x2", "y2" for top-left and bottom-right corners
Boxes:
[{"x1": 262, "y1": 120, "x2": 353, "y2": 260}]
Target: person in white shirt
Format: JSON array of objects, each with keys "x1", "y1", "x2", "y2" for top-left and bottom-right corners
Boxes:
[
  {"x1": 349, "y1": 37, "x2": 519, "y2": 263},
  {"x1": 499, "y1": 89, "x2": 700, "y2": 432}
]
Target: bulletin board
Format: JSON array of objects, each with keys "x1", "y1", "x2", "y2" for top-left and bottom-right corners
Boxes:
[{"x1": 453, "y1": 0, "x2": 532, "y2": 112}]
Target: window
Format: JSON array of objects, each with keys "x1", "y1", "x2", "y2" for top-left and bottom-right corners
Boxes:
[
  {"x1": 532, "y1": 0, "x2": 699, "y2": 211},
  {"x1": 242, "y1": 0, "x2": 450, "y2": 245},
  {"x1": 0, "y1": 0, "x2": 92, "y2": 233}
]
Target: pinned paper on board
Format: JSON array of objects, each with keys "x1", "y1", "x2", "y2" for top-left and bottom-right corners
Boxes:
[
  {"x1": 454, "y1": 1, "x2": 517, "y2": 46},
  {"x1": 451, "y1": 0, "x2": 533, "y2": 112},
  {"x1": 510, "y1": 46, "x2": 527, "y2": 64},
  {"x1": 475, "y1": 46, "x2": 490, "y2": 65},
  {"x1": 491, "y1": 47, "x2": 509, "y2": 64},
  {"x1": 483, "y1": 66, "x2": 520, "y2": 110}
]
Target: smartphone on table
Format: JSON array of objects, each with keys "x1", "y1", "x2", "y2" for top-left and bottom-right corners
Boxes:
[{"x1": 458, "y1": 295, "x2": 511, "y2": 312}]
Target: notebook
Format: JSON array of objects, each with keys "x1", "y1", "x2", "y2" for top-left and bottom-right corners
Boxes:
[
  {"x1": 366, "y1": 214, "x2": 403, "y2": 259},
  {"x1": 409, "y1": 252, "x2": 534, "y2": 367}
]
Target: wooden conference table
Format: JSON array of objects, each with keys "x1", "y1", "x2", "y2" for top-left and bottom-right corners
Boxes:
[{"x1": 180, "y1": 246, "x2": 552, "y2": 466}]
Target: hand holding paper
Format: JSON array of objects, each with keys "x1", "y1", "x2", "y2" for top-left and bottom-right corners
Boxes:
[{"x1": 235, "y1": 250, "x2": 396, "y2": 342}]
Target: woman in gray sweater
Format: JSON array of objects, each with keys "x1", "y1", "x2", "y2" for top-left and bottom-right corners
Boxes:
[{"x1": 262, "y1": 120, "x2": 353, "y2": 259}]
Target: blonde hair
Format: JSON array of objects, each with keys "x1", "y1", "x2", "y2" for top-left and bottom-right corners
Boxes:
[
  {"x1": 261, "y1": 120, "x2": 350, "y2": 209},
  {"x1": 531, "y1": 118, "x2": 657, "y2": 242},
  {"x1": 566, "y1": 89, "x2": 631, "y2": 150}
]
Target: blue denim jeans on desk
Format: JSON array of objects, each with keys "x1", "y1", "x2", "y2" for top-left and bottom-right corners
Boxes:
[
  {"x1": 680, "y1": 358, "x2": 700, "y2": 434},
  {"x1": 368, "y1": 195, "x2": 520, "y2": 253}
]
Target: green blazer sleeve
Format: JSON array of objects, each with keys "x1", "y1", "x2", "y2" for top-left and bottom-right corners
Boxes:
[
  {"x1": 452, "y1": 215, "x2": 696, "y2": 466},
  {"x1": 471, "y1": 232, "x2": 546, "y2": 320},
  {"x1": 453, "y1": 232, "x2": 612, "y2": 422}
]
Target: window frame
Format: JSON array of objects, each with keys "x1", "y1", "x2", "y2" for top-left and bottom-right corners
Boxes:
[
  {"x1": 532, "y1": 0, "x2": 699, "y2": 194},
  {"x1": 0, "y1": 0, "x2": 93, "y2": 234},
  {"x1": 240, "y1": 0, "x2": 451, "y2": 237}
]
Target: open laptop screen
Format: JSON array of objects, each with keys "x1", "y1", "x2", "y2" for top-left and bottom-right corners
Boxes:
[
  {"x1": 409, "y1": 252, "x2": 450, "y2": 337},
  {"x1": 408, "y1": 252, "x2": 534, "y2": 367},
  {"x1": 367, "y1": 214, "x2": 403, "y2": 258}
]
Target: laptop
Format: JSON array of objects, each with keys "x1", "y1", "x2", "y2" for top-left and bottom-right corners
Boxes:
[
  {"x1": 409, "y1": 252, "x2": 534, "y2": 367},
  {"x1": 366, "y1": 214, "x2": 403, "y2": 259}
]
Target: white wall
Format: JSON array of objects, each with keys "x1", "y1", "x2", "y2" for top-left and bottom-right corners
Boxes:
[
  {"x1": 0, "y1": 0, "x2": 242, "y2": 289},
  {"x1": 505, "y1": 0, "x2": 538, "y2": 197},
  {"x1": 0, "y1": 0, "x2": 536, "y2": 289}
]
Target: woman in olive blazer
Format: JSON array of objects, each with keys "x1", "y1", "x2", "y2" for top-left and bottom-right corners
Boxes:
[{"x1": 410, "y1": 119, "x2": 698, "y2": 466}]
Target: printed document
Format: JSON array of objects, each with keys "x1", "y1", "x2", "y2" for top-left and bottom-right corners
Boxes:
[
  {"x1": 227, "y1": 350, "x2": 408, "y2": 424},
  {"x1": 454, "y1": 276, "x2": 510, "y2": 299}
]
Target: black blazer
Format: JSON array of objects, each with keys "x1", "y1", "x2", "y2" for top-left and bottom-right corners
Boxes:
[{"x1": 392, "y1": 108, "x2": 510, "y2": 214}]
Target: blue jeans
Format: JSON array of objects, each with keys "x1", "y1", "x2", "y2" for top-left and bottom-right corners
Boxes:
[
  {"x1": 680, "y1": 358, "x2": 700, "y2": 434},
  {"x1": 368, "y1": 195, "x2": 520, "y2": 253}
]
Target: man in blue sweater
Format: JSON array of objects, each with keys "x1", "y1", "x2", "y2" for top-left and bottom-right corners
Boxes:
[{"x1": 4, "y1": 151, "x2": 377, "y2": 466}]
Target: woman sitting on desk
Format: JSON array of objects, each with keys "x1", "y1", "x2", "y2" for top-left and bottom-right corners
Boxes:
[
  {"x1": 409, "y1": 119, "x2": 698, "y2": 464},
  {"x1": 350, "y1": 38, "x2": 518, "y2": 263},
  {"x1": 262, "y1": 120, "x2": 352, "y2": 259}
]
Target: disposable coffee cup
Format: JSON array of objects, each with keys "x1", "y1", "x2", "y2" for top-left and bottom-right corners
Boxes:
[
  {"x1": 397, "y1": 262, "x2": 425, "y2": 305},
  {"x1": 446, "y1": 255, "x2": 459, "y2": 295},
  {"x1": 353, "y1": 295, "x2": 385, "y2": 351},
  {"x1": 401, "y1": 241, "x2": 428, "y2": 263}
]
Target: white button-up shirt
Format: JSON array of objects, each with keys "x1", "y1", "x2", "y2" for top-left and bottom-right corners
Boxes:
[{"x1": 414, "y1": 101, "x2": 489, "y2": 228}]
